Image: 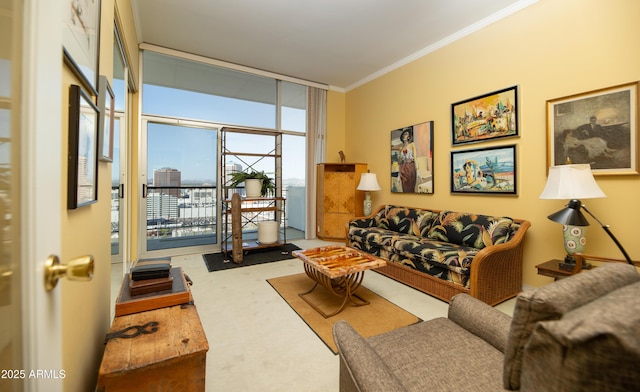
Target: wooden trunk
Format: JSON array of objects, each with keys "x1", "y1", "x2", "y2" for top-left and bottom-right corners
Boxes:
[{"x1": 97, "y1": 304, "x2": 208, "y2": 391}]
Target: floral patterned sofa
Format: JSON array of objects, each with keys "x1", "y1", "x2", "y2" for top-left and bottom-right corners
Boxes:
[{"x1": 347, "y1": 205, "x2": 531, "y2": 305}]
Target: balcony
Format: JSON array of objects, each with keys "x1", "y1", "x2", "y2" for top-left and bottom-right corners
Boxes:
[{"x1": 111, "y1": 185, "x2": 305, "y2": 254}]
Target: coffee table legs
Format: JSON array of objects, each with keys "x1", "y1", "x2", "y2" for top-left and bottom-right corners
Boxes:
[{"x1": 299, "y1": 263, "x2": 370, "y2": 318}]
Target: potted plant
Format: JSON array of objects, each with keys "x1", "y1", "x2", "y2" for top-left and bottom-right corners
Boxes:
[{"x1": 228, "y1": 170, "x2": 275, "y2": 197}]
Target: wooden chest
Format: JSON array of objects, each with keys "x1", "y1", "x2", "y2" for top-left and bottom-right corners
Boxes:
[{"x1": 97, "y1": 304, "x2": 209, "y2": 391}]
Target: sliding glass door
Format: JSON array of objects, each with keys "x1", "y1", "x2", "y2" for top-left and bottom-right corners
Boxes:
[{"x1": 140, "y1": 118, "x2": 219, "y2": 257}]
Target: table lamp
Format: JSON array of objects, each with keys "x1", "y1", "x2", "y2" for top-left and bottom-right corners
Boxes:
[
  {"x1": 539, "y1": 164, "x2": 632, "y2": 269},
  {"x1": 357, "y1": 171, "x2": 381, "y2": 216}
]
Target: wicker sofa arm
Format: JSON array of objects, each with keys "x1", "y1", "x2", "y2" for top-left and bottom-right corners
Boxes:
[
  {"x1": 448, "y1": 294, "x2": 512, "y2": 353},
  {"x1": 468, "y1": 219, "x2": 531, "y2": 305},
  {"x1": 333, "y1": 321, "x2": 407, "y2": 392}
]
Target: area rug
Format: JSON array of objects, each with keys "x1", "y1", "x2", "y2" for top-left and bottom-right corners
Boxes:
[
  {"x1": 203, "y1": 243, "x2": 301, "y2": 272},
  {"x1": 267, "y1": 273, "x2": 421, "y2": 354}
]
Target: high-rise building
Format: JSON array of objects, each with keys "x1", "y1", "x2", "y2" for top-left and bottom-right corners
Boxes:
[{"x1": 154, "y1": 167, "x2": 181, "y2": 197}]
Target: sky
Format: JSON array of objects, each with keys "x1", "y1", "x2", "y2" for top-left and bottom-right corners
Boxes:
[{"x1": 111, "y1": 82, "x2": 307, "y2": 183}]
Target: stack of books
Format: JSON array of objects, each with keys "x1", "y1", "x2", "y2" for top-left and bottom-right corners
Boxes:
[{"x1": 129, "y1": 259, "x2": 173, "y2": 296}]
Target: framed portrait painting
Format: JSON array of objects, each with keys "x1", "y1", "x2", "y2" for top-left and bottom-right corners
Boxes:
[
  {"x1": 451, "y1": 85, "x2": 519, "y2": 146},
  {"x1": 68, "y1": 84, "x2": 99, "y2": 209},
  {"x1": 391, "y1": 121, "x2": 434, "y2": 194},
  {"x1": 546, "y1": 82, "x2": 638, "y2": 175},
  {"x1": 451, "y1": 145, "x2": 517, "y2": 195}
]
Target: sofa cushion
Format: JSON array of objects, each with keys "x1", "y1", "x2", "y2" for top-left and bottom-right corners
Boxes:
[
  {"x1": 393, "y1": 238, "x2": 478, "y2": 275},
  {"x1": 503, "y1": 263, "x2": 640, "y2": 390},
  {"x1": 348, "y1": 227, "x2": 414, "y2": 248},
  {"x1": 520, "y1": 280, "x2": 640, "y2": 391},
  {"x1": 366, "y1": 317, "x2": 504, "y2": 391},
  {"x1": 428, "y1": 211, "x2": 514, "y2": 249},
  {"x1": 378, "y1": 205, "x2": 438, "y2": 236}
]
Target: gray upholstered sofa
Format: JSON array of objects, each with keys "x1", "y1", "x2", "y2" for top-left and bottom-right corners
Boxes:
[
  {"x1": 333, "y1": 262, "x2": 640, "y2": 391},
  {"x1": 347, "y1": 205, "x2": 531, "y2": 305}
]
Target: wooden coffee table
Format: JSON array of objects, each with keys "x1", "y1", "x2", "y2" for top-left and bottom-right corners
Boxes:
[{"x1": 292, "y1": 246, "x2": 386, "y2": 318}]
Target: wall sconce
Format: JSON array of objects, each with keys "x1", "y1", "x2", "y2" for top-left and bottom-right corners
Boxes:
[
  {"x1": 539, "y1": 164, "x2": 632, "y2": 270},
  {"x1": 357, "y1": 171, "x2": 381, "y2": 216}
]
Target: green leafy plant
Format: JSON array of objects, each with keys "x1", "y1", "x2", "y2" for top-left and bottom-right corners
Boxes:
[{"x1": 228, "y1": 170, "x2": 275, "y2": 196}]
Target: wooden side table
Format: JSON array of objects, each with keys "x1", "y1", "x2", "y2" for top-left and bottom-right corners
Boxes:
[{"x1": 536, "y1": 259, "x2": 590, "y2": 280}]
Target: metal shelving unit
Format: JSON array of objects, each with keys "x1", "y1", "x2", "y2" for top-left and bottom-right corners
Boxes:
[{"x1": 220, "y1": 127, "x2": 287, "y2": 262}]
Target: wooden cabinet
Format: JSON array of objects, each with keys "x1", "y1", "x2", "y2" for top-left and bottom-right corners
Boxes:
[{"x1": 316, "y1": 163, "x2": 367, "y2": 240}]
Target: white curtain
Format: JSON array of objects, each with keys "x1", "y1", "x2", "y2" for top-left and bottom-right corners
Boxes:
[{"x1": 306, "y1": 87, "x2": 327, "y2": 239}]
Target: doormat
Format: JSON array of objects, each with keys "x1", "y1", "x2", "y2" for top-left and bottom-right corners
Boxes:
[
  {"x1": 203, "y1": 243, "x2": 301, "y2": 272},
  {"x1": 267, "y1": 273, "x2": 421, "y2": 354}
]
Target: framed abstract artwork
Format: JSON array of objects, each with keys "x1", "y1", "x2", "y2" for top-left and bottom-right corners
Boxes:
[
  {"x1": 450, "y1": 144, "x2": 517, "y2": 195},
  {"x1": 391, "y1": 121, "x2": 434, "y2": 194},
  {"x1": 451, "y1": 85, "x2": 519, "y2": 146},
  {"x1": 63, "y1": 0, "x2": 101, "y2": 95},
  {"x1": 546, "y1": 82, "x2": 638, "y2": 175},
  {"x1": 68, "y1": 84, "x2": 99, "y2": 209}
]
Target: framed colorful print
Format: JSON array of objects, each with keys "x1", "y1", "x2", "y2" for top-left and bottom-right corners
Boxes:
[
  {"x1": 391, "y1": 121, "x2": 434, "y2": 194},
  {"x1": 546, "y1": 82, "x2": 638, "y2": 175},
  {"x1": 68, "y1": 84, "x2": 99, "y2": 209},
  {"x1": 451, "y1": 144, "x2": 517, "y2": 195},
  {"x1": 451, "y1": 85, "x2": 519, "y2": 146},
  {"x1": 63, "y1": 0, "x2": 101, "y2": 95},
  {"x1": 98, "y1": 76, "x2": 115, "y2": 162}
]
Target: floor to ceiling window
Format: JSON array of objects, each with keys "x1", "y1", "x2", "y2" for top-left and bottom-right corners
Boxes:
[
  {"x1": 140, "y1": 49, "x2": 311, "y2": 258},
  {"x1": 110, "y1": 28, "x2": 130, "y2": 262}
]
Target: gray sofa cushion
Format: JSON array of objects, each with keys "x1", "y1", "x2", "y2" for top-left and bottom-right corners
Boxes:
[
  {"x1": 503, "y1": 263, "x2": 640, "y2": 390},
  {"x1": 521, "y1": 280, "x2": 640, "y2": 391},
  {"x1": 366, "y1": 317, "x2": 504, "y2": 391}
]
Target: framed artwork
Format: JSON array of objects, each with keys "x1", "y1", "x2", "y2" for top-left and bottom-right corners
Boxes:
[
  {"x1": 98, "y1": 76, "x2": 115, "y2": 162},
  {"x1": 546, "y1": 82, "x2": 638, "y2": 175},
  {"x1": 63, "y1": 0, "x2": 101, "y2": 95},
  {"x1": 391, "y1": 121, "x2": 434, "y2": 194},
  {"x1": 68, "y1": 84, "x2": 99, "y2": 209},
  {"x1": 451, "y1": 85, "x2": 519, "y2": 145},
  {"x1": 451, "y1": 144, "x2": 517, "y2": 195}
]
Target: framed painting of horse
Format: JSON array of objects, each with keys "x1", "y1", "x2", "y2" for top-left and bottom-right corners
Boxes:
[{"x1": 546, "y1": 82, "x2": 638, "y2": 175}]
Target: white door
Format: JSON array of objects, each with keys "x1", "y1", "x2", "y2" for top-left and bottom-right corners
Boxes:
[{"x1": 0, "y1": 1, "x2": 64, "y2": 390}]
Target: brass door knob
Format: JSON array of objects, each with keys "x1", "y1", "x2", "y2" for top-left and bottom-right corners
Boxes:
[{"x1": 44, "y1": 255, "x2": 94, "y2": 291}]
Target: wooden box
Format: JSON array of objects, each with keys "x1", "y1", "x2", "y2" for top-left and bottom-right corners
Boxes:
[
  {"x1": 97, "y1": 304, "x2": 209, "y2": 391},
  {"x1": 115, "y1": 267, "x2": 192, "y2": 317}
]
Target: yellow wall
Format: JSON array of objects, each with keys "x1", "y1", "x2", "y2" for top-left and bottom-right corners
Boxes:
[
  {"x1": 339, "y1": 0, "x2": 640, "y2": 288},
  {"x1": 60, "y1": 1, "x2": 138, "y2": 390},
  {"x1": 326, "y1": 89, "x2": 347, "y2": 161}
]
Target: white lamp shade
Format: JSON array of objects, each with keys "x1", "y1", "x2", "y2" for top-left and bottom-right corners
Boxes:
[
  {"x1": 357, "y1": 173, "x2": 381, "y2": 191},
  {"x1": 539, "y1": 164, "x2": 606, "y2": 200}
]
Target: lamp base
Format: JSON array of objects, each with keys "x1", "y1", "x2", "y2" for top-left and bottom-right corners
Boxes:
[
  {"x1": 363, "y1": 192, "x2": 372, "y2": 216},
  {"x1": 559, "y1": 254, "x2": 591, "y2": 271}
]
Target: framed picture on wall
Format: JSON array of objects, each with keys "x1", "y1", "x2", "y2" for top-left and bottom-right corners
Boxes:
[
  {"x1": 451, "y1": 85, "x2": 519, "y2": 146},
  {"x1": 450, "y1": 144, "x2": 517, "y2": 195},
  {"x1": 68, "y1": 84, "x2": 99, "y2": 209},
  {"x1": 546, "y1": 81, "x2": 638, "y2": 175},
  {"x1": 98, "y1": 76, "x2": 115, "y2": 162},
  {"x1": 63, "y1": 0, "x2": 102, "y2": 95},
  {"x1": 391, "y1": 121, "x2": 434, "y2": 194}
]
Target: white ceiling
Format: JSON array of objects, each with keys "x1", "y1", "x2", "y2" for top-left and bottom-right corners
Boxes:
[{"x1": 131, "y1": 0, "x2": 537, "y2": 90}]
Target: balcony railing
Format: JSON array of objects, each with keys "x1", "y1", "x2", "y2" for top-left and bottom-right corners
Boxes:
[{"x1": 111, "y1": 185, "x2": 305, "y2": 254}]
